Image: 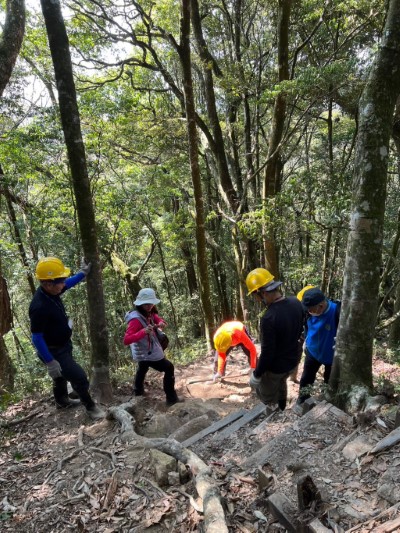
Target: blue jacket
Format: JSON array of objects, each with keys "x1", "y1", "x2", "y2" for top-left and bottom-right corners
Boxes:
[{"x1": 305, "y1": 300, "x2": 339, "y2": 365}]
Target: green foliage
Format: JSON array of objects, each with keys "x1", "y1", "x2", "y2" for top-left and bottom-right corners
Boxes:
[{"x1": 0, "y1": 0, "x2": 395, "y2": 402}]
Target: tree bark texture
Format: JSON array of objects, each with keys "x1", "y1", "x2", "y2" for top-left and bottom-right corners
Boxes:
[
  {"x1": 262, "y1": 0, "x2": 292, "y2": 278},
  {"x1": 40, "y1": 0, "x2": 112, "y2": 401},
  {"x1": 190, "y1": 0, "x2": 238, "y2": 213},
  {"x1": 180, "y1": 0, "x2": 214, "y2": 347},
  {"x1": 331, "y1": 0, "x2": 400, "y2": 399},
  {"x1": 0, "y1": 275, "x2": 14, "y2": 393},
  {"x1": 0, "y1": 0, "x2": 25, "y2": 97},
  {"x1": 0, "y1": 166, "x2": 36, "y2": 295}
]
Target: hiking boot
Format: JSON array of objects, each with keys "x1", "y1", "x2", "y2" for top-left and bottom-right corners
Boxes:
[
  {"x1": 55, "y1": 398, "x2": 81, "y2": 409},
  {"x1": 133, "y1": 390, "x2": 144, "y2": 397},
  {"x1": 86, "y1": 404, "x2": 106, "y2": 420},
  {"x1": 166, "y1": 397, "x2": 185, "y2": 407},
  {"x1": 292, "y1": 402, "x2": 304, "y2": 416},
  {"x1": 278, "y1": 399, "x2": 287, "y2": 411}
]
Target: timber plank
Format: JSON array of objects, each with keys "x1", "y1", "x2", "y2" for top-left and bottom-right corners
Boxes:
[
  {"x1": 213, "y1": 403, "x2": 266, "y2": 442},
  {"x1": 181, "y1": 408, "x2": 247, "y2": 447},
  {"x1": 267, "y1": 492, "x2": 301, "y2": 533}
]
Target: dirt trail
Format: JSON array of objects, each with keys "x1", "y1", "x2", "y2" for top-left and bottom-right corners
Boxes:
[{"x1": 0, "y1": 349, "x2": 399, "y2": 532}]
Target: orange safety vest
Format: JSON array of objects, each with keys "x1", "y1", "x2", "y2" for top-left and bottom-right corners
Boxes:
[{"x1": 214, "y1": 321, "x2": 257, "y2": 374}]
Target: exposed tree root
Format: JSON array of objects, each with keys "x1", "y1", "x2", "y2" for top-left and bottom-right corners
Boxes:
[{"x1": 108, "y1": 400, "x2": 228, "y2": 533}]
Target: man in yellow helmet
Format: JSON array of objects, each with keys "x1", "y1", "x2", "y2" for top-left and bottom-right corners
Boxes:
[
  {"x1": 246, "y1": 268, "x2": 304, "y2": 413},
  {"x1": 29, "y1": 257, "x2": 105, "y2": 420},
  {"x1": 212, "y1": 321, "x2": 257, "y2": 380}
]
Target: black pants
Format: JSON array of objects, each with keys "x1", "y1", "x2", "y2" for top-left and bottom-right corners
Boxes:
[
  {"x1": 50, "y1": 341, "x2": 94, "y2": 408},
  {"x1": 134, "y1": 358, "x2": 178, "y2": 402},
  {"x1": 298, "y1": 350, "x2": 332, "y2": 404}
]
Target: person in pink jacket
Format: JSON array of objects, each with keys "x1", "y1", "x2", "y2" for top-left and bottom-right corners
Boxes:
[
  {"x1": 213, "y1": 321, "x2": 258, "y2": 380},
  {"x1": 123, "y1": 288, "x2": 183, "y2": 406}
]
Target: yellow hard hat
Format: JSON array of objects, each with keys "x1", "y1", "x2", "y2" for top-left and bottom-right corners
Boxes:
[
  {"x1": 296, "y1": 285, "x2": 316, "y2": 302},
  {"x1": 35, "y1": 257, "x2": 71, "y2": 280},
  {"x1": 214, "y1": 330, "x2": 232, "y2": 353},
  {"x1": 245, "y1": 268, "x2": 275, "y2": 295}
]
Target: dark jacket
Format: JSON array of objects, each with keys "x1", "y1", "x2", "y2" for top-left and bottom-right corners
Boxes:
[{"x1": 255, "y1": 296, "x2": 305, "y2": 376}]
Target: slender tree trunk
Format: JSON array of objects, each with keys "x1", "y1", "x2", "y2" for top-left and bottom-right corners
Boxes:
[
  {"x1": 179, "y1": 0, "x2": 214, "y2": 347},
  {"x1": 389, "y1": 99, "x2": 400, "y2": 346},
  {"x1": 0, "y1": 0, "x2": 25, "y2": 96},
  {"x1": 0, "y1": 166, "x2": 35, "y2": 294},
  {"x1": 0, "y1": 271, "x2": 14, "y2": 393},
  {"x1": 321, "y1": 227, "x2": 332, "y2": 294},
  {"x1": 190, "y1": 0, "x2": 238, "y2": 213},
  {"x1": 262, "y1": 0, "x2": 292, "y2": 278},
  {"x1": 330, "y1": 0, "x2": 400, "y2": 407},
  {"x1": 40, "y1": 0, "x2": 112, "y2": 402}
]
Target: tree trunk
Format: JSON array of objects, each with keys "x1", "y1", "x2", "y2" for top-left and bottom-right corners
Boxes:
[
  {"x1": 330, "y1": 0, "x2": 400, "y2": 406},
  {"x1": 389, "y1": 282, "x2": 400, "y2": 347},
  {"x1": 190, "y1": 0, "x2": 238, "y2": 213},
  {"x1": 179, "y1": 0, "x2": 214, "y2": 347},
  {"x1": 40, "y1": 0, "x2": 112, "y2": 402},
  {"x1": 262, "y1": 0, "x2": 292, "y2": 278},
  {"x1": 0, "y1": 0, "x2": 25, "y2": 97},
  {"x1": 0, "y1": 166, "x2": 36, "y2": 295},
  {"x1": 0, "y1": 273, "x2": 14, "y2": 393},
  {"x1": 389, "y1": 99, "x2": 400, "y2": 346}
]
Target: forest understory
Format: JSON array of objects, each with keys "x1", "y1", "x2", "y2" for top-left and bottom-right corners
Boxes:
[{"x1": 1, "y1": 348, "x2": 400, "y2": 533}]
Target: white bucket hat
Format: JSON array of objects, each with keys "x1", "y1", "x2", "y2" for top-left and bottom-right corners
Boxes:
[{"x1": 134, "y1": 288, "x2": 160, "y2": 306}]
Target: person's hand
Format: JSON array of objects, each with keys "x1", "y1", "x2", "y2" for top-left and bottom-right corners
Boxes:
[
  {"x1": 144, "y1": 324, "x2": 154, "y2": 334},
  {"x1": 46, "y1": 359, "x2": 62, "y2": 379},
  {"x1": 249, "y1": 371, "x2": 262, "y2": 389},
  {"x1": 80, "y1": 258, "x2": 92, "y2": 276},
  {"x1": 213, "y1": 372, "x2": 222, "y2": 381}
]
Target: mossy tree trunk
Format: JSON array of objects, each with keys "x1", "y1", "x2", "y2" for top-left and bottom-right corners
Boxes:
[
  {"x1": 40, "y1": 0, "x2": 112, "y2": 402},
  {"x1": 0, "y1": 0, "x2": 25, "y2": 97},
  {"x1": 262, "y1": 0, "x2": 291, "y2": 278},
  {"x1": 179, "y1": 0, "x2": 214, "y2": 348},
  {"x1": 330, "y1": 0, "x2": 400, "y2": 407}
]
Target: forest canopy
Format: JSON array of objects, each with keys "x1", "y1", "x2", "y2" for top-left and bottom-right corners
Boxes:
[{"x1": 1, "y1": 0, "x2": 399, "y2": 402}]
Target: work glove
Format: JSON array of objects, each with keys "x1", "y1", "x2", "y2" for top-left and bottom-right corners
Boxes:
[
  {"x1": 249, "y1": 371, "x2": 262, "y2": 389},
  {"x1": 80, "y1": 258, "x2": 92, "y2": 276},
  {"x1": 46, "y1": 359, "x2": 62, "y2": 379},
  {"x1": 213, "y1": 372, "x2": 222, "y2": 382}
]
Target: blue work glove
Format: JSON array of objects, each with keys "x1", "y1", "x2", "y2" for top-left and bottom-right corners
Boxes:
[
  {"x1": 46, "y1": 359, "x2": 62, "y2": 379},
  {"x1": 249, "y1": 371, "x2": 262, "y2": 389},
  {"x1": 80, "y1": 258, "x2": 92, "y2": 276}
]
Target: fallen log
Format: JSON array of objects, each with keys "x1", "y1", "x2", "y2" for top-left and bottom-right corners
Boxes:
[{"x1": 108, "y1": 400, "x2": 228, "y2": 533}]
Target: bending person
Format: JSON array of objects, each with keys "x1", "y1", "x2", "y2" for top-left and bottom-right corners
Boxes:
[{"x1": 213, "y1": 321, "x2": 257, "y2": 380}]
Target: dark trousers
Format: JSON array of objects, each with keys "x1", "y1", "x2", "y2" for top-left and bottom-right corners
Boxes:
[
  {"x1": 134, "y1": 358, "x2": 177, "y2": 402},
  {"x1": 298, "y1": 350, "x2": 332, "y2": 404},
  {"x1": 50, "y1": 341, "x2": 94, "y2": 408}
]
